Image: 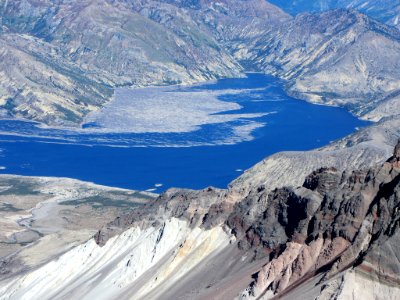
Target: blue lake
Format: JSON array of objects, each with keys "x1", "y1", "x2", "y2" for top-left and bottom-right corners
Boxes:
[{"x1": 0, "y1": 74, "x2": 370, "y2": 192}]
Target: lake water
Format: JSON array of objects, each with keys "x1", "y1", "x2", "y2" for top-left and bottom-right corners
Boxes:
[{"x1": 0, "y1": 74, "x2": 370, "y2": 192}]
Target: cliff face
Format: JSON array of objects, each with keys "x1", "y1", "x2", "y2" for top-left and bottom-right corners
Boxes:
[
  {"x1": 236, "y1": 153, "x2": 400, "y2": 298},
  {"x1": 1, "y1": 137, "x2": 398, "y2": 299}
]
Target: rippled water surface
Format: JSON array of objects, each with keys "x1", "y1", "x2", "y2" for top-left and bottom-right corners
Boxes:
[{"x1": 0, "y1": 74, "x2": 370, "y2": 192}]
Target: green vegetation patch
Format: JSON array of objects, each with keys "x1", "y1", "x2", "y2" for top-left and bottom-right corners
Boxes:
[
  {"x1": 61, "y1": 195, "x2": 142, "y2": 209},
  {"x1": 0, "y1": 203, "x2": 23, "y2": 212},
  {"x1": 0, "y1": 98, "x2": 17, "y2": 113},
  {"x1": 0, "y1": 179, "x2": 41, "y2": 196},
  {"x1": 52, "y1": 103, "x2": 82, "y2": 123},
  {"x1": 107, "y1": 190, "x2": 156, "y2": 201}
]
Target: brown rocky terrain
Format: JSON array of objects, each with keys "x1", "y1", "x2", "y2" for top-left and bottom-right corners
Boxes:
[{"x1": 79, "y1": 140, "x2": 400, "y2": 299}]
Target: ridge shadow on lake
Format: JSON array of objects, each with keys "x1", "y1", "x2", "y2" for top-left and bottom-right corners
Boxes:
[{"x1": 0, "y1": 74, "x2": 370, "y2": 192}]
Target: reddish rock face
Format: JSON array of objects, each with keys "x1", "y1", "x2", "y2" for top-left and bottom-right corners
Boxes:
[
  {"x1": 387, "y1": 141, "x2": 400, "y2": 168},
  {"x1": 227, "y1": 144, "x2": 400, "y2": 298},
  {"x1": 302, "y1": 167, "x2": 340, "y2": 194},
  {"x1": 395, "y1": 141, "x2": 400, "y2": 158},
  {"x1": 394, "y1": 141, "x2": 400, "y2": 167}
]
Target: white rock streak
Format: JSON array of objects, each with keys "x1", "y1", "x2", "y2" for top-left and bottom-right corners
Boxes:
[{"x1": 0, "y1": 218, "x2": 232, "y2": 300}]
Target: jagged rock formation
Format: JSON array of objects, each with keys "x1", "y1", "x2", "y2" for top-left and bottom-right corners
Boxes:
[
  {"x1": 0, "y1": 140, "x2": 398, "y2": 299},
  {"x1": 237, "y1": 151, "x2": 400, "y2": 298}
]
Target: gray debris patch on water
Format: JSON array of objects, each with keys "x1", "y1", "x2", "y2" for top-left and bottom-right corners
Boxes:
[
  {"x1": 83, "y1": 86, "x2": 269, "y2": 134},
  {"x1": 0, "y1": 79, "x2": 278, "y2": 147}
]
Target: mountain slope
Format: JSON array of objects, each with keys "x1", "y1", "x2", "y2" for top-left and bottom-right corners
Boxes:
[
  {"x1": 165, "y1": 0, "x2": 291, "y2": 43},
  {"x1": 0, "y1": 1, "x2": 399, "y2": 125},
  {"x1": 268, "y1": 0, "x2": 400, "y2": 28},
  {"x1": 0, "y1": 0, "x2": 243, "y2": 125},
  {"x1": 128, "y1": 2, "x2": 400, "y2": 123},
  {"x1": 241, "y1": 9, "x2": 400, "y2": 121}
]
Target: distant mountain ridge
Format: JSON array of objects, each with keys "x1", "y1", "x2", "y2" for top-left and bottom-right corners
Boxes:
[{"x1": 268, "y1": 0, "x2": 400, "y2": 28}]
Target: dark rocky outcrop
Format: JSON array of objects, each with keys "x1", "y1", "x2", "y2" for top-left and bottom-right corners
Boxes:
[
  {"x1": 95, "y1": 186, "x2": 233, "y2": 246},
  {"x1": 235, "y1": 141, "x2": 400, "y2": 298},
  {"x1": 93, "y1": 142, "x2": 400, "y2": 299}
]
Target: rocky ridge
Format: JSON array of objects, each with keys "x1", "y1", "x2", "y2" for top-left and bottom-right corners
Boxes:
[
  {"x1": 1, "y1": 133, "x2": 398, "y2": 299},
  {"x1": 96, "y1": 138, "x2": 400, "y2": 299}
]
